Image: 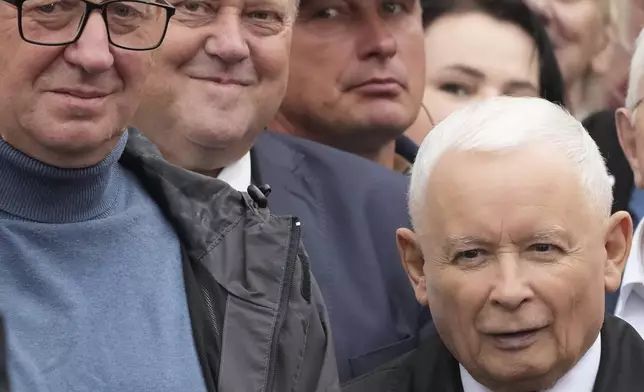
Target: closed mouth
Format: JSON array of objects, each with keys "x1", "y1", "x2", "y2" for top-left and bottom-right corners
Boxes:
[
  {"x1": 491, "y1": 328, "x2": 542, "y2": 338},
  {"x1": 190, "y1": 76, "x2": 252, "y2": 86},
  {"x1": 351, "y1": 78, "x2": 404, "y2": 89},
  {"x1": 51, "y1": 90, "x2": 109, "y2": 99}
]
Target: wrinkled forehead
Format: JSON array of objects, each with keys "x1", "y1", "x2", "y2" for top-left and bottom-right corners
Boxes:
[{"x1": 421, "y1": 148, "x2": 597, "y2": 245}]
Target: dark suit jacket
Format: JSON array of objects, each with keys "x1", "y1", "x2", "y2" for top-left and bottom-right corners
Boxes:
[
  {"x1": 343, "y1": 314, "x2": 644, "y2": 392},
  {"x1": 252, "y1": 132, "x2": 431, "y2": 382}
]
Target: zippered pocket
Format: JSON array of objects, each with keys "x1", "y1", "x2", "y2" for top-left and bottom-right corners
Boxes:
[{"x1": 265, "y1": 217, "x2": 302, "y2": 392}]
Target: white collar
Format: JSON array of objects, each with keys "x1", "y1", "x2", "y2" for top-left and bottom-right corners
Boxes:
[
  {"x1": 615, "y1": 218, "x2": 644, "y2": 314},
  {"x1": 460, "y1": 333, "x2": 602, "y2": 392},
  {"x1": 216, "y1": 152, "x2": 252, "y2": 192}
]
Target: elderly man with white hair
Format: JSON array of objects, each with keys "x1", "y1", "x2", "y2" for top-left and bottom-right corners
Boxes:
[
  {"x1": 615, "y1": 28, "x2": 644, "y2": 338},
  {"x1": 344, "y1": 96, "x2": 644, "y2": 392}
]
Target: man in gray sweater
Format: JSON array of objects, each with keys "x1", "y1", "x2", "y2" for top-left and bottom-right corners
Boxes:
[{"x1": 0, "y1": 0, "x2": 339, "y2": 391}]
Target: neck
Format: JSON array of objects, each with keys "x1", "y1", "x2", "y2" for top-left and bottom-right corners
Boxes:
[
  {"x1": 134, "y1": 120, "x2": 252, "y2": 177},
  {"x1": 0, "y1": 132, "x2": 128, "y2": 223},
  {"x1": 566, "y1": 79, "x2": 585, "y2": 118},
  {"x1": 360, "y1": 140, "x2": 397, "y2": 169},
  {"x1": 405, "y1": 104, "x2": 434, "y2": 145},
  {"x1": 270, "y1": 115, "x2": 399, "y2": 170}
]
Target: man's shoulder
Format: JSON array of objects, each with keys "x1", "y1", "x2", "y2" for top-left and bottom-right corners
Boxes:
[
  {"x1": 255, "y1": 131, "x2": 409, "y2": 187},
  {"x1": 602, "y1": 314, "x2": 644, "y2": 352},
  {"x1": 593, "y1": 315, "x2": 644, "y2": 391}
]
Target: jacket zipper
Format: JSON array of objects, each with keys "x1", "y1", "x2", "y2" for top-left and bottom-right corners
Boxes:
[{"x1": 265, "y1": 217, "x2": 301, "y2": 392}]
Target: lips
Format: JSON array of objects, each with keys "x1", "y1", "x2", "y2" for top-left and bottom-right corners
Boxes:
[
  {"x1": 190, "y1": 76, "x2": 253, "y2": 86},
  {"x1": 349, "y1": 77, "x2": 404, "y2": 90},
  {"x1": 51, "y1": 89, "x2": 110, "y2": 99},
  {"x1": 487, "y1": 326, "x2": 546, "y2": 350}
]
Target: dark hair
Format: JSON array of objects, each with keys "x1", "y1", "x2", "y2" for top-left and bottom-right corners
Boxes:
[{"x1": 420, "y1": 0, "x2": 566, "y2": 107}]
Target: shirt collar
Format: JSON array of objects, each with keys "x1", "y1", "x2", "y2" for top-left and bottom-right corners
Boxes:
[
  {"x1": 216, "y1": 152, "x2": 251, "y2": 192},
  {"x1": 460, "y1": 333, "x2": 602, "y2": 392},
  {"x1": 629, "y1": 187, "x2": 644, "y2": 225}
]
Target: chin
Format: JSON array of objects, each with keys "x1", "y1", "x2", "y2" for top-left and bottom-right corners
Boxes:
[
  {"x1": 186, "y1": 119, "x2": 254, "y2": 149},
  {"x1": 358, "y1": 104, "x2": 415, "y2": 126}
]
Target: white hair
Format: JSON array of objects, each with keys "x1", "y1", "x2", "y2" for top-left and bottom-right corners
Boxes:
[
  {"x1": 408, "y1": 97, "x2": 614, "y2": 233},
  {"x1": 625, "y1": 28, "x2": 644, "y2": 111}
]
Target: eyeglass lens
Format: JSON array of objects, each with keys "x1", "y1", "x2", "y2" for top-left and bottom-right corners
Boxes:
[{"x1": 19, "y1": 0, "x2": 168, "y2": 49}]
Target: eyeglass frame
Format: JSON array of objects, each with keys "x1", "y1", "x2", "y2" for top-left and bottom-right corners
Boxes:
[{"x1": 1, "y1": 0, "x2": 176, "y2": 51}]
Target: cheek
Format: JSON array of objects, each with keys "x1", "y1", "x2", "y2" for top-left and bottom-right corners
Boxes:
[
  {"x1": 2, "y1": 46, "x2": 60, "y2": 87},
  {"x1": 158, "y1": 27, "x2": 204, "y2": 68},
  {"x1": 537, "y1": 262, "x2": 604, "y2": 325},
  {"x1": 423, "y1": 90, "x2": 467, "y2": 124},
  {"x1": 562, "y1": 8, "x2": 602, "y2": 46},
  {"x1": 114, "y1": 51, "x2": 153, "y2": 93},
  {"x1": 250, "y1": 43, "x2": 290, "y2": 83},
  {"x1": 403, "y1": 37, "x2": 426, "y2": 83}
]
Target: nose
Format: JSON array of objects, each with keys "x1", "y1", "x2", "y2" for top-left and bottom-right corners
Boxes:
[
  {"x1": 63, "y1": 12, "x2": 114, "y2": 74},
  {"x1": 356, "y1": 17, "x2": 397, "y2": 61},
  {"x1": 204, "y1": 10, "x2": 250, "y2": 65},
  {"x1": 524, "y1": 0, "x2": 554, "y2": 25},
  {"x1": 489, "y1": 255, "x2": 534, "y2": 310}
]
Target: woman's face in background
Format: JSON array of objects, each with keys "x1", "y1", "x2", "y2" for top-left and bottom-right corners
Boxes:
[
  {"x1": 523, "y1": 0, "x2": 606, "y2": 91},
  {"x1": 405, "y1": 12, "x2": 540, "y2": 145}
]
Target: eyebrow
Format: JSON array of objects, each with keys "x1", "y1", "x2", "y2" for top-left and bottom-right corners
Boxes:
[
  {"x1": 524, "y1": 227, "x2": 568, "y2": 242},
  {"x1": 441, "y1": 235, "x2": 494, "y2": 255},
  {"x1": 441, "y1": 227, "x2": 569, "y2": 254},
  {"x1": 444, "y1": 65, "x2": 484, "y2": 79}
]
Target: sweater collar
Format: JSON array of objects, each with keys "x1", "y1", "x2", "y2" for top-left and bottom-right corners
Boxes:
[{"x1": 0, "y1": 132, "x2": 128, "y2": 223}]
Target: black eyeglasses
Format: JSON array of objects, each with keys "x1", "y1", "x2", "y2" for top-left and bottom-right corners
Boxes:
[{"x1": 2, "y1": 0, "x2": 175, "y2": 50}]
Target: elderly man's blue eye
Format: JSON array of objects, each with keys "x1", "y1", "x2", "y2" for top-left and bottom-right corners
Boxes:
[
  {"x1": 533, "y1": 244, "x2": 554, "y2": 252},
  {"x1": 459, "y1": 250, "x2": 481, "y2": 259}
]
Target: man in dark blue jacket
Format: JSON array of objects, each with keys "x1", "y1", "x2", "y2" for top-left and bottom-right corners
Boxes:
[
  {"x1": 270, "y1": 0, "x2": 426, "y2": 175},
  {"x1": 132, "y1": 0, "x2": 430, "y2": 381}
]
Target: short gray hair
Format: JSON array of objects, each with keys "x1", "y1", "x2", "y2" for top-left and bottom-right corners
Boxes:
[
  {"x1": 408, "y1": 97, "x2": 613, "y2": 232},
  {"x1": 625, "y1": 28, "x2": 644, "y2": 110}
]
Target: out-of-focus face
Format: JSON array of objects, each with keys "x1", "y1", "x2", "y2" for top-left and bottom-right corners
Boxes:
[
  {"x1": 398, "y1": 147, "x2": 631, "y2": 391},
  {"x1": 626, "y1": 0, "x2": 644, "y2": 44},
  {"x1": 134, "y1": 0, "x2": 294, "y2": 172},
  {"x1": 406, "y1": 12, "x2": 540, "y2": 145},
  {"x1": 275, "y1": 0, "x2": 425, "y2": 155},
  {"x1": 524, "y1": 0, "x2": 606, "y2": 89},
  {"x1": 617, "y1": 81, "x2": 644, "y2": 188},
  {"x1": 603, "y1": 0, "x2": 644, "y2": 107},
  {"x1": 0, "y1": 2, "x2": 153, "y2": 168}
]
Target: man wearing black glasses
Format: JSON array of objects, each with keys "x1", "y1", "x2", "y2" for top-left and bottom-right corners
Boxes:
[{"x1": 0, "y1": 0, "x2": 339, "y2": 390}]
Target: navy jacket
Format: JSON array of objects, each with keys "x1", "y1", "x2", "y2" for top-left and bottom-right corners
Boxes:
[{"x1": 252, "y1": 132, "x2": 431, "y2": 382}]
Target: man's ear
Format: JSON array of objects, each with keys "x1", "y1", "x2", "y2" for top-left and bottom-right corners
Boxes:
[
  {"x1": 396, "y1": 228, "x2": 428, "y2": 305},
  {"x1": 616, "y1": 108, "x2": 643, "y2": 187},
  {"x1": 603, "y1": 211, "x2": 633, "y2": 292}
]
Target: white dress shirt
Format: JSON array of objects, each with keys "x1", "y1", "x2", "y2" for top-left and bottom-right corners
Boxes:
[
  {"x1": 216, "y1": 152, "x2": 252, "y2": 192},
  {"x1": 460, "y1": 334, "x2": 601, "y2": 392},
  {"x1": 615, "y1": 219, "x2": 644, "y2": 338}
]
